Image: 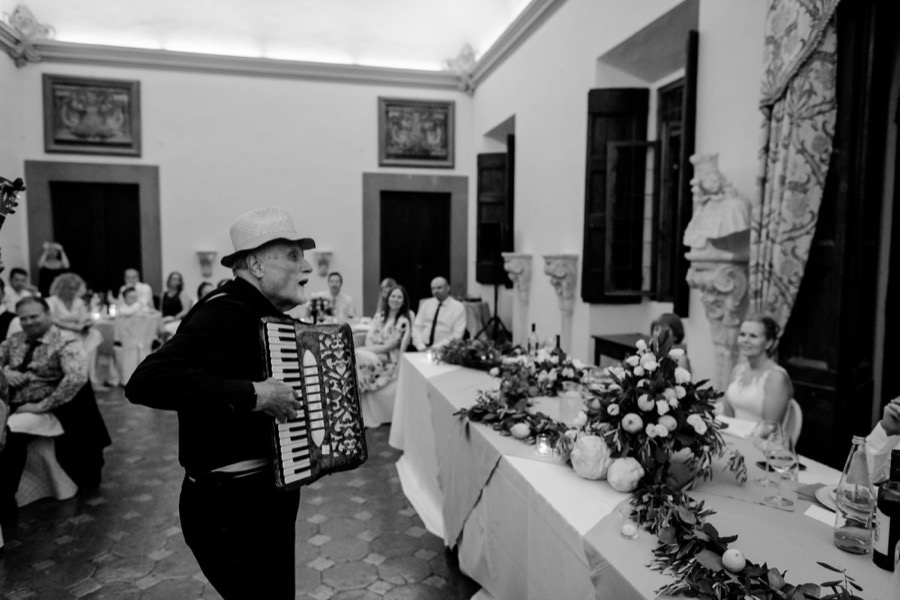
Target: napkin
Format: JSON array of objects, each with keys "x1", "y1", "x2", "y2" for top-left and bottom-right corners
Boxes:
[
  {"x1": 716, "y1": 415, "x2": 756, "y2": 439},
  {"x1": 8, "y1": 412, "x2": 64, "y2": 436}
]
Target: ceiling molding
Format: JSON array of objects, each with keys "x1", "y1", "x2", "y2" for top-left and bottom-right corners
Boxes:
[
  {"x1": 470, "y1": 0, "x2": 566, "y2": 88},
  {"x1": 28, "y1": 40, "x2": 463, "y2": 89},
  {"x1": 0, "y1": 22, "x2": 23, "y2": 63}
]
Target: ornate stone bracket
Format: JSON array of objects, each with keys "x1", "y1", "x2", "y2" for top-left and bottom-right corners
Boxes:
[
  {"x1": 2, "y1": 5, "x2": 53, "y2": 67},
  {"x1": 685, "y1": 257, "x2": 749, "y2": 390},
  {"x1": 501, "y1": 252, "x2": 532, "y2": 345},
  {"x1": 542, "y1": 254, "x2": 579, "y2": 352},
  {"x1": 311, "y1": 250, "x2": 333, "y2": 278}
]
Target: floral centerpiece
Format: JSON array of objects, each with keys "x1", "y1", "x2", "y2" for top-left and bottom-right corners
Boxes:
[
  {"x1": 308, "y1": 296, "x2": 333, "y2": 323},
  {"x1": 557, "y1": 337, "x2": 745, "y2": 491},
  {"x1": 432, "y1": 338, "x2": 510, "y2": 371}
]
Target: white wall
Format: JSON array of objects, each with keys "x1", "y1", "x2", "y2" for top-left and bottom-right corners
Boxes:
[
  {"x1": 471, "y1": 0, "x2": 767, "y2": 380},
  {"x1": 1, "y1": 61, "x2": 473, "y2": 305}
]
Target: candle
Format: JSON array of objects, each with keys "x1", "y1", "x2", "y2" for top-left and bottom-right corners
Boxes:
[
  {"x1": 535, "y1": 434, "x2": 552, "y2": 456},
  {"x1": 620, "y1": 521, "x2": 639, "y2": 539}
]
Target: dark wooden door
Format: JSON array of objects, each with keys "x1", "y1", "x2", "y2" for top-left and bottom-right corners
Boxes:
[
  {"x1": 49, "y1": 181, "x2": 142, "y2": 295},
  {"x1": 380, "y1": 191, "x2": 451, "y2": 311}
]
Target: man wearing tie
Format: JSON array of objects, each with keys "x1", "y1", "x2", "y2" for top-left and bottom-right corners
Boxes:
[{"x1": 412, "y1": 276, "x2": 466, "y2": 351}]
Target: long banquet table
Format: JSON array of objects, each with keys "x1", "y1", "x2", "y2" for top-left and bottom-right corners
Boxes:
[{"x1": 389, "y1": 353, "x2": 894, "y2": 600}]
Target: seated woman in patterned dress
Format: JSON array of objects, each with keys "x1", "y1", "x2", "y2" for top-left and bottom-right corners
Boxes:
[{"x1": 355, "y1": 285, "x2": 412, "y2": 393}]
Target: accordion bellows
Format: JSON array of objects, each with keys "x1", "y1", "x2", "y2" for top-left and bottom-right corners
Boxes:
[{"x1": 260, "y1": 317, "x2": 368, "y2": 490}]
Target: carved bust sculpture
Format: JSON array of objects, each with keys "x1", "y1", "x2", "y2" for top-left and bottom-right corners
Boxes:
[{"x1": 682, "y1": 154, "x2": 750, "y2": 256}]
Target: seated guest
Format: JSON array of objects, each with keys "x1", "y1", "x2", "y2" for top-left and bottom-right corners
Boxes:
[
  {"x1": 37, "y1": 242, "x2": 70, "y2": 298},
  {"x1": 376, "y1": 277, "x2": 398, "y2": 315},
  {"x1": 412, "y1": 276, "x2": 466, "y2": 351},
  {"x1": 0, "y1": 279, "x2": 18, "y2": 339},
  {"x1": 118, "y1": 268, "x2": 154, "y2": 311},
  {"x1": 117, "y1": 287, "x2": 146, "y2": 317},
  {"x1": 312, "y1": 272, "x2": 356, "y2": 323},
  {"x1": 160, "y1": 271, "x2": 193, "y2": 323},
  {"x1": 357, "y1": 286, "x2": 412, "y2": 389},
  {"x1": 867, "y1": 397, "x2": 900, "y2": 483},
  {"x1": 0, "y1": 297, "x2": 110, "y2": 522},
  {"x1": 47, "y1": 274, "x2": 103, "y2": 389},
  {"x1": 197, "y1": 281, "x2": 215, "y2": 301},
  {"x1": 356, "y1": 285, "x2": 412, "y2": 427},
  {"x1": 5, "y1": 268, "x2": 35, "y2": 313},
  {"x1": 720, "y1": 314, "x2": 793, "y2": 426},
  {"x1": 649, "y1": 313, "x2": 692, "y2": 371}
]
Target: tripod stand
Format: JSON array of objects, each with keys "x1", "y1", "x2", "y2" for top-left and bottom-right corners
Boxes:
[{"x1": 474, "y1": 252, "x2": 511, "y2": 343}]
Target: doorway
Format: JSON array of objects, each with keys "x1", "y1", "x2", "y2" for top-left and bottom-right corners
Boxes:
[
  {"x1": 49, "y1": 182, "x2": 143, "y2": 295},
  {"x1": 24, "y1": 161, "x2": 162, "y2": 293},
  {"x1": 380, "y1": 191, "x2": 451, "y2": 310}
]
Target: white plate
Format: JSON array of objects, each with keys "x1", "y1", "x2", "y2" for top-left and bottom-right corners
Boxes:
[{"x1": 814, "y1": 484, "x2": 837, "y2": 512}]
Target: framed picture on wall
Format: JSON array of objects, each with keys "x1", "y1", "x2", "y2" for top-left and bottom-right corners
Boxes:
[
  {"x1": 42, "y1": 74, "x2": 142, "y2": 157},
  {"x1": 378, "y1": 97, "x2": 454, "y2": 168}
]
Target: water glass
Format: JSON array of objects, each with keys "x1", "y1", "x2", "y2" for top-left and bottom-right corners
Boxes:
[
  {"x1": 763, "y1": 433, "x2": 798, "y2": 511},
  {"x1": 751, "y1": 420, "x2": 783, "y2": 488},
  {"x1": 615, "y1": 503, "x2": 640, "y2": 540},
  {"x1": 559, "y1": 382, "x2": 584, "y2": 427}
]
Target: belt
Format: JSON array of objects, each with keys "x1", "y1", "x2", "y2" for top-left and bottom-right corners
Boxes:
[{"x1": 186, "y1": 465, "x2": 269, "y2": 484}]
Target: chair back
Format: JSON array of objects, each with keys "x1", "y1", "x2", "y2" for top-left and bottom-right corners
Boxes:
[{"x1": 783, "y1": 398, "x2": 803, "y2": 445}]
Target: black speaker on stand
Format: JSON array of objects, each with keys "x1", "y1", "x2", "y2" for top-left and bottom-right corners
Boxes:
[{"x1": 475, "y1": 222, "x2": 511, "y2": 344}]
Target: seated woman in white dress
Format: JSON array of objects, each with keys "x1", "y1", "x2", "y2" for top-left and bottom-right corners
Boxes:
[
  {"x1": 355, "y1": 285, "x2": 412, "y2": 427},
  {"x1": 720, "y1": 314, "x2": 793, "y2": 426},
  {"x1": 46, "y1": 273, "x2": 103, "y2": 389}
]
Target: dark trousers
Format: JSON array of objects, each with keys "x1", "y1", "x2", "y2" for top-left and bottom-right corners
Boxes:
[
  {"x1": 179, "y1": 471, "x2": 301, "y2": 600},
  {"x1": 0, "y1": 431, "x2": 31, "y2": 523}
]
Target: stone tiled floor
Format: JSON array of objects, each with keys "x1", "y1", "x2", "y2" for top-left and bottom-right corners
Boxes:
[{"x1": 0, "y1": 388, "x2": 480, "y2": 599}]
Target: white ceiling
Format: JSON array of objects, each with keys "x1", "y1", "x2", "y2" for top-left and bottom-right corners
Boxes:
[{"x1": 1, "y1": 0, "x2": 534, "y2": 70}]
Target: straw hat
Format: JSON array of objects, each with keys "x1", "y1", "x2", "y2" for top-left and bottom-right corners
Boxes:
[{"x1": 220, "y1": 207, "x2": 315, "y2": 268}]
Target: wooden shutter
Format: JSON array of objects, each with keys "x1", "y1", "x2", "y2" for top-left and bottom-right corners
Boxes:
[
  {"x1": 476, "y1": 136, "x2": 514, "y2": 285},
  {"x1": 673, "y1": 30, "x2": 699, "y2": 316},
  {"x1": 581, "y1": 88, "x2": 650, "y2": 303}
]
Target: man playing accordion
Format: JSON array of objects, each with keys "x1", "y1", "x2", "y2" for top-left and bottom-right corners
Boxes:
[{"x1": 127, "y1": 207, "x2": 313, "y2": 599}]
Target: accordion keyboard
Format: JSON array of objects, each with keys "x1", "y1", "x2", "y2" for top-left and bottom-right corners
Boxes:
[{"x1": 265, "y1": 322, "x2": 330, "y2": 485}]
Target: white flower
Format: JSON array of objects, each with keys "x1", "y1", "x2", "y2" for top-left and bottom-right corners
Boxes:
[
  {"x1": 640, "y1": 353, "x2": 658, "y2": 372},
  {"x1": 654, "y1": 424, "x2": 669, "y2": 438},
  {"x1": 572, "y1": 359, "x2": 586, "y2": 370},
  {"x1": 562, "y1": 367, "x2": 575, "y2": 378},
  {"x1": 607, "y1": 457, "x2": 645, "y2": 492},
  {"x1": 668, "y1": 398, "x2": 679, "y2": 409},
  {"x1": 674, "y1": 367, "x2": 692, "y2": 384},
  {"x1": 633, "y1": 366, "x2": 645, "y2": 377},
  {"x1": 625, "y1": 355, "x2": 640, "y2": 367},
  {"x1": 607, "y1": 383, "x2": 622, "y2": 392},
  {"x1": 570, "y1": 435, "x2": 613, "y2": 480},
  {"x1": 674, "y1": 385, "x2": 686, "y2": 399},
  {"x1": 536, "y1": 348, "x2": 552, "y2": 362},
  {"x1": 635, "y1": 339, "x2": 647, "y2": 351},
  {"x1": 645, "y1": 424, "x2": 658, "y2": 438},
  {"x1": 686, "y1": 414, "x2": 708, "y2": 435},
  {"x1": 550, "y1": 355, "x2": 559, "y2": 364},
  {"x1": 668, "y1": 348, "x2": 686, "y2": 359},
  {"x1": 663, "y1": 388, "x2": 677, "y2": 401},
  {"x1": 489, "y1": 367, "x2": 500, "y2": 377},
  {"x1": 636, "y1": 380, "x2": 648, "y2": 388},
  {"x1": 637, "y1": 394, "x2": 655, "y2": 412},
  {"x1": 606, "y1": 403, "x2": 620, "y2": 416},
  {"x1": 573, "y1": 411, "x2": 588, "y2": 428},
  {"x1": 565, "y1": 429, "x2": 578, "y2": 440},
  {"x1": 657, "y1": 400, "x2": 670, "y2": 415},
  {"x1": 610, "y1": 367, "x2": 626, "y2": 380},
  {"x1": 537, "y1": 371, "x2": 548, "y2": 382},
  {"x1": 548, "y1": 370, "x2": 558, "y2": 382}
]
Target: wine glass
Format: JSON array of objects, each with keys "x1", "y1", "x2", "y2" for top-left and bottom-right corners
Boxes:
[
  {"x1": 763, "y1": 431, "x2": 799, "y2": 511},
  {"x1": 751, "y1": 420, "x2": 782, "y2": 488}
]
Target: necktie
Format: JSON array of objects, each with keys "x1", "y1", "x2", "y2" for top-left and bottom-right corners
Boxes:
[
  {"x1": 427, "y1": 301, "x2": 443, "y2": 348},
  {"x1": 18, "y1": 339, "x2": 39, "y2": 371}
]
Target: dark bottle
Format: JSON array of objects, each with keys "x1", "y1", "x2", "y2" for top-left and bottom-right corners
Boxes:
[
  {"x1": 874, "y1": 450, "x2": 900, "y2": 570},
  {"x1": 526, "y1": 323, "x2": 538, "y2": 357}
]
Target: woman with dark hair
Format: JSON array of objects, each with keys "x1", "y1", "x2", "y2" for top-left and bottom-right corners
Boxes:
[
  {"x1": 196, "y1": 281, "x2": 215, "y2": 301},
  {"x1": 375, "y1": 277, "x2": 398, "y2": 316},
  {"x1": 161, "y1": 271, "x2": 193, "y2": 322},
  {"x1": 721, "y1": 314, "x2": 793, "y2": 425},
  {"x1": 649, "y1": 313, "x2": 691, "y2": 371}
]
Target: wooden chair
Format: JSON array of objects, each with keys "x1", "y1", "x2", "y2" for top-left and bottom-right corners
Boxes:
[{"x1": 783, "y1": 398, "x2": 803, "y2": 445}]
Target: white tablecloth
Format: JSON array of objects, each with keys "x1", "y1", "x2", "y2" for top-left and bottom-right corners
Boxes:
[{"x1": 391, "y1": 355, "x2": 892, "y2": 600}]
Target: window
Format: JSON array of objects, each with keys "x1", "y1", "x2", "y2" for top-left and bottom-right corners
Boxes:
[{"x1": 475, "y1": 134, "x2": 515, "y2": 285}]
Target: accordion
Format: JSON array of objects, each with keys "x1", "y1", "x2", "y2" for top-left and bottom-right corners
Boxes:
[{"x1": 260, "y1": 317, "x2": 367, "y2": 490}]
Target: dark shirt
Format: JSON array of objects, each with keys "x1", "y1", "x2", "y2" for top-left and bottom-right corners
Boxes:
[
  {"x1": 161, "y1": 292, "x2": 183, "y2": 318},
  {"x1": 0, "y1": 310, "x2": 15, "y2": 339},
  {"x1": 125, "y1": 278, "x2": 283, "y2": 474}
]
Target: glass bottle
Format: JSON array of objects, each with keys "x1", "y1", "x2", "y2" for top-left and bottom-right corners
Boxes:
[
  {"x1": 833, "y1": 436, "x2": 876, "y2": 554},
  {"x1": 526, "y1": 323, "x2": 538, "y2": 357},
  {"x1": 873, "y1": 449, "x2": 900, "y2": 570}
]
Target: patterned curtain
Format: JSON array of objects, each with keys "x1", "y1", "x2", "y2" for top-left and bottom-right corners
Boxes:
[{"x1": 748, "y1": 0, "x2": 841, "y2": 332}]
